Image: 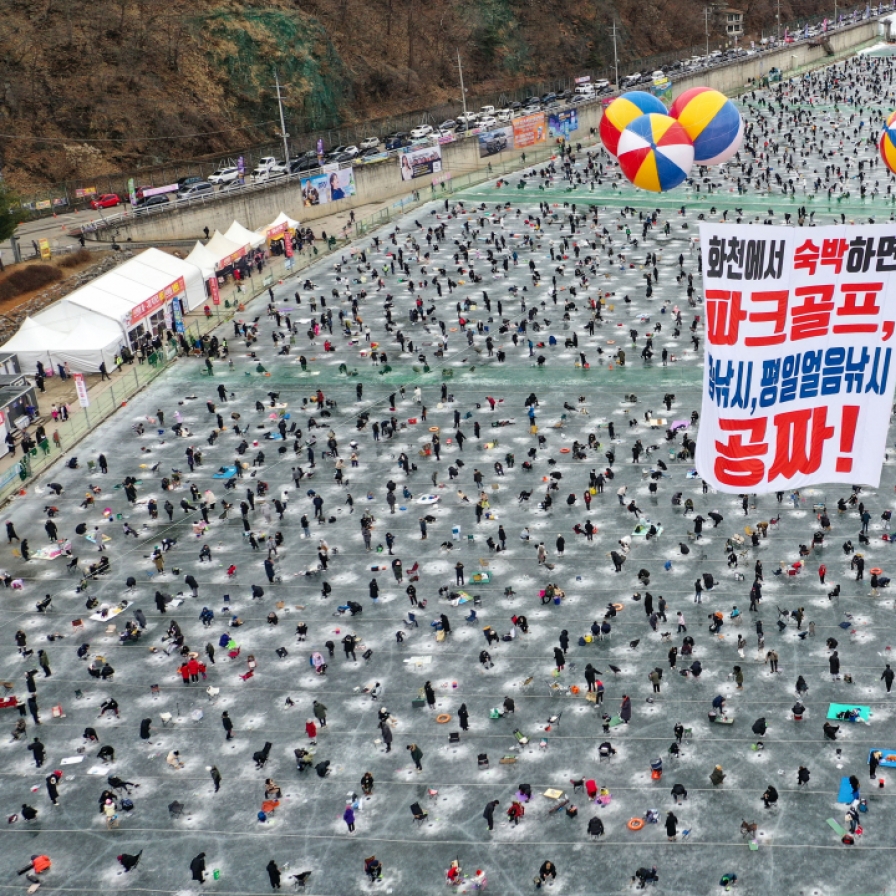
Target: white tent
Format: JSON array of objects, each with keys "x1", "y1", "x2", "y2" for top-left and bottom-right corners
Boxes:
[
  {"x1": 2, "y1": 307, "x2": 123, "y2": 373},
  {"x1": 136, "y1": 248, "x2": 207, "y2": 311},
  {"x1": 205, "y1": 231, "x2": 247, "y2": 269},
  {"x1": 0, "y1": 248, "x2": 208, "y2": 372},
  {"x1": 185, "y1": 241, "x2": 218, "y2": 280},
  {"x1": 258, "y1": 211, "x2": 299, "y2": 240},
  {"x1": 224, "y1": 221, "x2": 265, "y2": 250}
]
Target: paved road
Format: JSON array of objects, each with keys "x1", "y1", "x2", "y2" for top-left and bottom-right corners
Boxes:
[{"x1": 1, "y1": 208, "x2": 95, "y2": 266}]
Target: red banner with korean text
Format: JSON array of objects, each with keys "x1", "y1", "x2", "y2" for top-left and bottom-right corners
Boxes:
[
  {"x1": 129, "y1": 276, "x2": 187, "y2": 326},
  {"x1": 208, "y1": 277, "x2": 220, "y2": 306},
  {"x1": 697, "y1": 224, "x2": 896, "y2": 493}
]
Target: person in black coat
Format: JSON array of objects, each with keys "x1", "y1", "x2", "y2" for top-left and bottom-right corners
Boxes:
[
  {"x1": 46, "y1": 774, "x2": 59, "y2": 804},
  {"x1": 457, "y1": 703, "x2": 470, "y2": 731},
  {"x1": 28, "y1": 737, "x2": 45, "y2": 768},
  {"x1": 553, "y1": 646, "x2": 565, "y2": 671},
  {"x1": 190, "y1": 853, "x2": 206, "y2": 883},
  {"x1": 266, "y1": 860, "x2": 281, "y2": 889},
  {"x1": 584, "y1": 664, "x2": 597, "y2": 691},
  {"x1": 483, "y1": 799, "x2": 500, "y2": 831},
  {"x1": 830, "y1": 651, "x2": 841, "y2": 679},
  {"x1": 665, "y1": 811, "x2": 678, "y2": 840},
  {"x1": 423, "y1": 680, "x2": 435, "y2": 708},
  {"x1": 118, "y1": 852, "x2": 142, "y2": 872},
  {"x1": 587, "y1": 816, "x2": 604, "y2": 838},
  {"x1": 140, "y1": 719, "x2": 152, "y2": 740}
]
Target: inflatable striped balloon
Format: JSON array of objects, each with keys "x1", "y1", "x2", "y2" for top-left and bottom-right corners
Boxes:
[
  {"x1": 599, "y1": 91, "x2": 668, "y2": 158},
  {"x1": 617, "y1": 114, "x2": 694, "y2": 193},
  {"x1": 669, "y1": 87, "x2": 743, "y2": 166},
  {"x1": 880, "y1": 110, "x2": 896, "y2": 174}
]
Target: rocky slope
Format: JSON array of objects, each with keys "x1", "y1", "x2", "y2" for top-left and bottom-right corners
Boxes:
[{"x1": 0, "y1": 0, "x2": 822, "y2": 187}]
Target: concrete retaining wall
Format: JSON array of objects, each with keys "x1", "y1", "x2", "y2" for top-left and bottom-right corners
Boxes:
[
  {"x1": 100, "y1": 106, "x2": 601, "y2": 244},
  {"x1": 97, "y1": 21, "x2": 878, "y2": 246},
  {"x1": 670, "y1": 20, "x2": 880, "y2": 99}
]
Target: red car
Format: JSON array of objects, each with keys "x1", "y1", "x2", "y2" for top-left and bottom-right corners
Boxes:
[{"x1": 89, "y1": 193, "x2": 121, "y2": 210}]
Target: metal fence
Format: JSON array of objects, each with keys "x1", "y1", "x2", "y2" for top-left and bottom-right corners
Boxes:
[{"x1": 0, "y1": 230, "x2": 354, "y2": 509}]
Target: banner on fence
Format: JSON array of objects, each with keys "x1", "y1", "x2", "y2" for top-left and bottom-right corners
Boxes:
[
  {"x1": 399, "y1": 145, "x2": 442, "y2": 181},
  {"x1": 548, "y1": 110, "x2": 578, "y2": 139},
  {"x1": 478, "y1": 126, "x2": 513, "y2": 158},
  {"x1": 696, "y1": 223, "x2": 896, "y2": 492},
  {"x1": 512, "y1": 113, "x2": 546, "y2": 148},
  {"x1": 73, "y1": 373, "x2": 90, "y2": 408},
  {"x1": 300, "y1": 166, "x2": 356, "y2": 205}
]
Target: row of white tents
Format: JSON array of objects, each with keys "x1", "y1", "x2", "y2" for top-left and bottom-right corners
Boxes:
[{"x1": 2, "y1": 213, "x2": 299, "y2": 373}]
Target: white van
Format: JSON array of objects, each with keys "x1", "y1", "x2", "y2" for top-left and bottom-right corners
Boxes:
[
  {"x1": 575, "y1": 84, "x2": 595, "y2": 96},
  {"x1": 480, "y1": 105, "x2": 496, "y2": 116}
]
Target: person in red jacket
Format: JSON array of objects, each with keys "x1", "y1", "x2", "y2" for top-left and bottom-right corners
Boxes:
[
  {"x1": 305, "y1": 719, "x2": 317, "y2": 739},
  {"x1": 507, "y1": 801, "x2": 525, "y2": 825},
  {"x1": 818, "y1": 563, "x2": 827, "y2": 584}
]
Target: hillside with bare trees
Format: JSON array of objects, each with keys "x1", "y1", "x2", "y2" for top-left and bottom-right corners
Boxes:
[{"x1": 0, "y1": 0, "x2": 827, "y2": 187}]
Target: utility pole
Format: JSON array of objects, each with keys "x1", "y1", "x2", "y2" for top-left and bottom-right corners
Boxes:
[
  {"x1": 274, "y1": 71, "x2": 290, "y2": 172},
  {"x1": 457, "y1": 49, "x2": 468, "y2": 121},
  {"x1": 777, "y1": 0, "x2": 781, "y2": 40},
  {"x1": 611, "y1": 22, "x2": 619, "y2": 91},
  {"x1": 705, "y1": 6, "x2": 710, "y2": 56}
]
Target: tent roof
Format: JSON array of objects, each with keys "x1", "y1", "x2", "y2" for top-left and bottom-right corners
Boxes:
[
  {"x1": 65, "y1": 281, "x2": 137, "y2": 323},
  {"x1": 137, "y1": 247, "x2": 200, "y2": 278},
  {"x1": 224, "y1": 221, "x2": 265, "y2": 249},
  {"x1": 185, "y1": 242, "x2": 218, "y2": 279},
  {"x1": 204, "y1": 231, "x2": 245, "y2": 266},
  {"x1": 258, "y1": 211, "x2": 299, "y2": 237}
]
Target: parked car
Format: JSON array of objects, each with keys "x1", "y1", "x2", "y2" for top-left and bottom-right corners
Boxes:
[
  {"x1": 208, "y1": 167, "x2": 239, "y2": 185},
  {"x1": 384, "y1": 134, "x2": 411, "y2": 150},
  {"x1": 438, "y1": 120, "x2": 457, "y2": 132},
  {"x1": 496, "y1": 108, "x2": 514, "y2": 122},
  {"x1": 480, "y1": 105, "x2": 496, "y2": 116},
  {"x1": 90, "y1": 193, "x2": 121, "y2": 210},
  {"x1": 410, "y1": 125, "x2": 434, "y2": 139},
  {"x1": 478, "y1": 116, "x2": 498, "y2": 129},
  {"x1": 177, "y1": 181, "x2": 214, "y2": 200},
  {"x1": 176, "y1": 175, "x2": 203, "y2": 190},
  {"x1": 290, "y1": 157, "x2": 319, "y2": 174},
  {"x1": 133, "y1": 194, "x2": 170, "y2": 214},
  {"x1": 359, "y1": 137, "x2": 380, "y2": 150}
]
